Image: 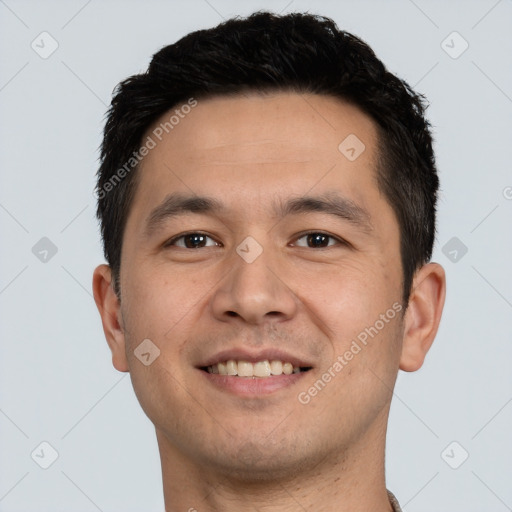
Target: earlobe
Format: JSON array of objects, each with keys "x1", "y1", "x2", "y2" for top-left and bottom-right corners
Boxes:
[
  {"x1": 399, "y1": 262, "x2": 446, "y2": 372},
  {"x1": 92, "y1": 264, "x2": 129, "y2": 372}
]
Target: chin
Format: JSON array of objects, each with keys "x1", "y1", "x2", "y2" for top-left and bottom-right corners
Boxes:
[{"x1": 203, "y1": 438, "x2": 318, "y2": 484}]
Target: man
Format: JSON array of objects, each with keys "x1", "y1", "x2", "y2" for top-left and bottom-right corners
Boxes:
[{"x1": 93, "y1": 11, "x2": 445, "y2": 511}]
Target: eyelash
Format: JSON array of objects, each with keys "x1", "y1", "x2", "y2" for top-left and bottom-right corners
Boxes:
[{"x1": 164, "y1": 231, "x2": 346, "y2": 249}]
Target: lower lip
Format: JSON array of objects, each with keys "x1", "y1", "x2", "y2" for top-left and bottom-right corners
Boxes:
[{"x1": 198, "y1": 369, "x2": 309, "y2": 396}]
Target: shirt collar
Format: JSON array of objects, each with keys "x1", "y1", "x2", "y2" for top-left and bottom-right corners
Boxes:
[{"x1": 387, "y1": 490, "x2": 402, "y2": 512}]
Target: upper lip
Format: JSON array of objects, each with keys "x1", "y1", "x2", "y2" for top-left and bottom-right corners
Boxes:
[{"x1": 198, "y1": 347, "x2": 314, "y2": 369}]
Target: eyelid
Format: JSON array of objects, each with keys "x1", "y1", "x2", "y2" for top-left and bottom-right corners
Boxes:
[
  {"x1": 164, "y1": 230, "x2": 348, "y2": 249},
  {"x1": 291, "y1": 230, "x2": 347, "y2": 247},
  {"x1": 164, "y1": 231, "x2": 222, "y2": 248}
]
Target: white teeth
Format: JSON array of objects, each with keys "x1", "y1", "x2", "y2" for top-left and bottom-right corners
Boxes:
[
  {"x1": 270, "y1": 360, "x2": 283, "y2": 375},
  {"x1": 226, "y1": 360, "x2": 237, "y2": 376},
  {"x1": 206, "y1": 359, "x2": 306, "y2": 377},
  {"x1": 282, "y1": 362, "x2": 293, "y2": 375},
  {"x1": 254, "y1": 360, "x2": 271, "y2": 377},
  {"x1": 237, "y1": 361, "x2": 253, "y2": 377}
]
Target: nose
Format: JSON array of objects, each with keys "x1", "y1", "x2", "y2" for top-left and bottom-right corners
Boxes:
[{"x1": 210, "y1": 241, "x2": 298, "y2": 326}]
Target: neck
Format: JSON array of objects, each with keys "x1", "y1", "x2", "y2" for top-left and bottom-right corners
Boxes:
[{"x1": 157, "y1": 418, "x2": 393, "y2": 512}]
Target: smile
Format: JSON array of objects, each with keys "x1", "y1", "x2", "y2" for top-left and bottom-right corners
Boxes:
[{"x1": 203, "y1": 359, "x2": 312, "y2": 378}]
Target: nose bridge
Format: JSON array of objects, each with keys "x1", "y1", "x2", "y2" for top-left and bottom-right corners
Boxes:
[{"x1": 211, "y1": 235, "x2": 297, "y2": 325}]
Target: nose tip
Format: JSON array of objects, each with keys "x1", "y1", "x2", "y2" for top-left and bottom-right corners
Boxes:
[
  {"x1": 224, "y1": 305, "x2": 286, "y2": 324},
  {"x1": 211, "y1": 249, "x2": 298, "y2": 326}
]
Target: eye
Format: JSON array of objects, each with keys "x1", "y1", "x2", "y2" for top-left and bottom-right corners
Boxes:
[
  {"x1": 165, "y1": 232, "x2": 220, "y2": 249},
  {"x1": 293, "y1": 232, "x2": 343, "y2": 248}
]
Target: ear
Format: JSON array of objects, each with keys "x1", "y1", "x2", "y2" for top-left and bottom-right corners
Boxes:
[
  {"x1": 92, "y1": 264, "x2": 129, "y2": 372},
  {"x1": 400, "y1": 262, "x2": 446, "y2": 372}
]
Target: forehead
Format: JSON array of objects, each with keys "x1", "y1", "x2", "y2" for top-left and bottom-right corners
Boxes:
[
  {"x1": 147, "y1": 92, "x2": 377, "y2": 165},
  {"x1": 129, "y1": 93, "x2": 381, "y2": 217}
]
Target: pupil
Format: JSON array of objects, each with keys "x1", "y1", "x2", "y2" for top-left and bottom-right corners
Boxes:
[
  {"x1": 308, "y1": 233, "x2": 328, "y2": 247},
  {"x1": 185, "y1": 234, "x2": 205, "y2": 248}
]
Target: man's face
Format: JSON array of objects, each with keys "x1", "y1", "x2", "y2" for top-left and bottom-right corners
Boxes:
[{"x1": 116, "y1": 92, "x2": 404, "y2": 478}]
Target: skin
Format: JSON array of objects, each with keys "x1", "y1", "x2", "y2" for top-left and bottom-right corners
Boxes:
[{"x1": 93, "y1": 92, "x2": 446, "y2": 512}]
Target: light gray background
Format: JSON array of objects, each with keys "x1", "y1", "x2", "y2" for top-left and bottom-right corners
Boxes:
[{"x1": 1, "y1": 0, "x2": 511, "y2": 510}]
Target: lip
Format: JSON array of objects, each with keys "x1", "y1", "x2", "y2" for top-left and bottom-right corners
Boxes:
[
  {"x1": 198, "y1": 369, "x2": 309, "y2": 396},
  {"x1": 197, "y1": 347, "x2": 314, "y2": 369}
]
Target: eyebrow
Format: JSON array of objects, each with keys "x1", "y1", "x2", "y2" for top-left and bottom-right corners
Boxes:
[
  {"x1": 144, "y1": 194, "x2": 226, "y2": 236},
  {"x1": 144, "y1": 192, "x2": 372, "y2": 237},
  {"x1": 274, "y1": 193, "x2": 373, "y2": 233}
]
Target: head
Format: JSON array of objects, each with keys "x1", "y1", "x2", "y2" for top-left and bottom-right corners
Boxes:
[{"x1": 93, "y1": 12, "x2": 445, "y2": 481}]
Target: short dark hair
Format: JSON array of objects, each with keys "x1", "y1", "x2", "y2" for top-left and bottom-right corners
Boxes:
[{"x1": 96, "y1": 11, "x2": 439, "y2": 305}]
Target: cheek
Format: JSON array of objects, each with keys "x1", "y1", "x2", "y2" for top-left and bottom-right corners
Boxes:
[
  {"x1": 127, "y1": 353, "x2": 197, "y2": 441},
  {"x1": 121, "y1": 262, "x2": 209, "y2": 344},
  {"x1": 119, "y1": 271, "x2": 200, "y2": 429},
  {"x1": 302, "y1": 260, "x2": 388, "y2": 324},
  {"x1": 300, "y1": 260, "x2": 402, "y2": 364},
  {"x1": 316, "y1": 289, "x2": 403, "y2": 422}
]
